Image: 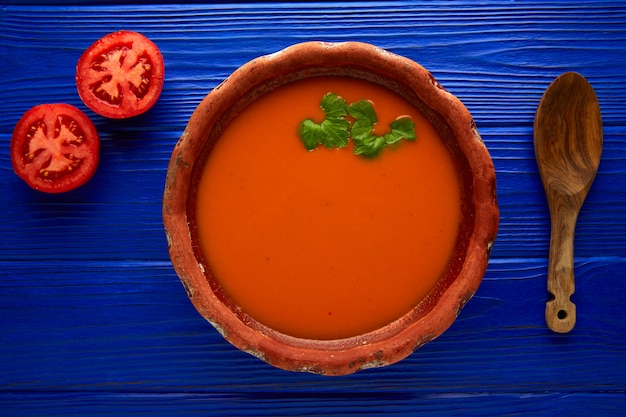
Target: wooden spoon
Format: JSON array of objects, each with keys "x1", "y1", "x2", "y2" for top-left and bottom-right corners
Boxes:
[{"x1": 534, "y1": 72, "x2": 602, "y2": 333}]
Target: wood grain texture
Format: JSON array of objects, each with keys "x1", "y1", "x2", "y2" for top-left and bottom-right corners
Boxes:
[{"x1": 1, "y1": 1, "x2": 625, "y2": 415}]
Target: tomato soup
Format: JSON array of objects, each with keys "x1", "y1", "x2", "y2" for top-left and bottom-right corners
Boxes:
[{"x1": 195, "y1": 76, "x2": 461, "y2": 340}]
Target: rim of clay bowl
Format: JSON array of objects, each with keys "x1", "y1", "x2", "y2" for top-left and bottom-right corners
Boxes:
[{"x1": 163, "y1": 41, "x2": 499, "y2": 376}]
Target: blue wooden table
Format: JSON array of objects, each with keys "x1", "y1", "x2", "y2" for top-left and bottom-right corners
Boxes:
[{"x1": 1, "y1": 1, "x2": 625, "y2": 415}]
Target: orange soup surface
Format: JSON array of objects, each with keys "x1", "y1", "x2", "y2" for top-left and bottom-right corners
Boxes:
[{"x1": 195, "y1": 76, "x2": 461, "y2": 340}]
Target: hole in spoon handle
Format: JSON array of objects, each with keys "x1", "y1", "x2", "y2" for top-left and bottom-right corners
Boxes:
[{"x1": 546, "y1": 296, "x2": 576, "y2": 333}]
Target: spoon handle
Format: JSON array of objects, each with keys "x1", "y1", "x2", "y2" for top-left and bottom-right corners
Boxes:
[{"x1": 546, "y1": 199, "x2": 578, "y2": 333}]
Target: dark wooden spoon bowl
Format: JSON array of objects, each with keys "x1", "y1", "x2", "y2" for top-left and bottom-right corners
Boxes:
[{"x1": 534, "y1": 72, "x2": 603, "y2": 333}]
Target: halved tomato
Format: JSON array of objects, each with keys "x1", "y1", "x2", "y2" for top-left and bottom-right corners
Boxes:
[
  {"x1": 11, "y1": 104, "x2": 100, "y2": 193},
  {"x1": 76, "y1": 30, "x2": 164, "y2": 119}
]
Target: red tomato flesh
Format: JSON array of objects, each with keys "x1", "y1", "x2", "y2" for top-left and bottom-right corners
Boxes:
[
  {"x1": 76, "y1": 30, "x2": 164, "y2": 119},
  {"x1": 11, "y1": 104, "x2": 100, "y2": 193}
]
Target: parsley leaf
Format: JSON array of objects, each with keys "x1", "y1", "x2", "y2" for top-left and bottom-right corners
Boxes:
[
  {"x1": 346, "y1": 99, "x2": 377, "y2": 141},
  {"x1": 384, "y1": 117, "x2": 417, "y2": 145},
  {"x1": 353, "y1": 134, "x2": 386, "y2": 157},
  {"x1": 348, "y1": 100, "x2": 417, "y2": 158},
  {"x1": 298, "y1": 93, "x2": 350, "y2": 150}
]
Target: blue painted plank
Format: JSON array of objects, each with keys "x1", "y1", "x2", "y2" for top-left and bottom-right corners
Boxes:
[{"x1": 1, "y1": 392, "x2": 626, "y2": 416}]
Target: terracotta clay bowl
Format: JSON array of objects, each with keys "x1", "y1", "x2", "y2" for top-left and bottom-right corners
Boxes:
[{"x1": 163, "y1": 41, "x2": 499, "y2": 376}]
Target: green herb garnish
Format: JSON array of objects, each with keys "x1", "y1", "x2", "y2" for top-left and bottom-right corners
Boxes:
[
  {"x1": 298, "y1": 93, "x2": 417, "y2": 158},
  {"x1": 298, "y1": 93, "x2": 351, "y2": 150},
  {"x1": 347, "y1": 100, "x2": 416, "y2": 157}
]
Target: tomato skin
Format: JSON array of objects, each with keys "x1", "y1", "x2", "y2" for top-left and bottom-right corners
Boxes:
[
  {"x1": 76, "y1": 30, "x2": 164, "y2": 119},
  {"x1": 11, "y1": 104, "x2": 100, "y2": 193}
]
